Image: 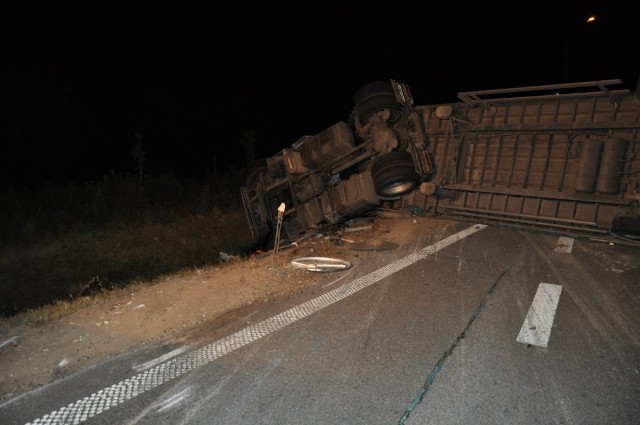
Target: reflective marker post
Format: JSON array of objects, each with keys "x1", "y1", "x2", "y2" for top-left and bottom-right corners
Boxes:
[{"x1": 272, "y1": 202, "x2": 286, "y2": 268}]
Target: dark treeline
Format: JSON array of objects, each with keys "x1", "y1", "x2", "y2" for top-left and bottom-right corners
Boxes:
[
  {"x1": 0, "y1": 171, "x2": 245, "y2": 247},
  {"x1": 0, "y1": 170, "x2": 243, "y2": 249}
]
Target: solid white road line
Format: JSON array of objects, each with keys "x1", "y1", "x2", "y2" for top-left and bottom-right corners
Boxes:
[{"x1": 516, "y1": 283, "x2": 563, "y2": 347}]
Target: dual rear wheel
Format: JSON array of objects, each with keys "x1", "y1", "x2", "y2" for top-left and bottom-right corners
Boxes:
[{"x1": 370, "y1": 151, "x2": 420, "y2": 198}]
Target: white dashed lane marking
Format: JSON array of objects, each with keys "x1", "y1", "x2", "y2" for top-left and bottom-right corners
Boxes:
[
  {"x1": 516, "y1": 283, "x2": 563, "y2": 348},
  {"x1": 554, "y1": 236, "x2": 574, "y2": 253},
  {"x1": 24, "y1": 224, "x2": 486, "y2": 425}
]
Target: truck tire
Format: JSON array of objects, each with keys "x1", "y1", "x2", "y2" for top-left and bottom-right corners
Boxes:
[
  {"x1": 370, "y1": 151, "x2": 419, "y2": 197},
  {"x1": 243, "y1": 159, "x2": 269, "y2": 190},
  {"x1": 354, "y1": 81, "x2": 400, "y2": 126}
]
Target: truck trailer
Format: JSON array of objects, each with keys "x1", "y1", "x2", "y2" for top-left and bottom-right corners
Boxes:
[{"x1": 240, "y1": 78, "x2": 640, "y2": 247}]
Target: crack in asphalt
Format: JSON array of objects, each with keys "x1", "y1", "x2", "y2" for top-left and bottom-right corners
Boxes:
[{"x1": 398, "y1": 269, "x2": 508, "y2": 425}]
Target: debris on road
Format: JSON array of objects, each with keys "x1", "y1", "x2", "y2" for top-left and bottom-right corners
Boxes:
[
  {"x1": 0, "y1": 336, "x2": 21, "y2": 349},
  {"x1": 343, "y1": 225, "x2": 373, "y2": 233},
  {"x1": 349, "y1": 240, "x2": 399, "y2": 252},
  {"x1": 220, "y1": 252, "x2": 239, "y2": 262},
  {"x1": 290, "y1": 257, "x2": 352, "y2": 272}
]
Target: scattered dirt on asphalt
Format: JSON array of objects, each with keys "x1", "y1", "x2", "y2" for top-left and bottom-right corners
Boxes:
[{"x1": 0, "y1": 214, "x2": 453, "y2": 402}]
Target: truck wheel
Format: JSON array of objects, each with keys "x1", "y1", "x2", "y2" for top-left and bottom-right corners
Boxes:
[
  {"x1": 354, "y1": 81, "x2": 400, "y2": 126},
  {"x1": 370, "y1": 151, "x2": 419, "y2": 197},
  {"x1": 243, "y1": 159, "x2": 269, "y2": 190}
]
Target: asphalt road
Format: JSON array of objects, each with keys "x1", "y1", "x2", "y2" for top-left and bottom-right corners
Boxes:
[{"x1": 2, "y1": 222, "x2": 639, "y2": 424}]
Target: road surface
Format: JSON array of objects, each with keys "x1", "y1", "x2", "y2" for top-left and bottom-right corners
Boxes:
[{"x1": 1, "y1": 222, "x2": 639, "y2": 424}]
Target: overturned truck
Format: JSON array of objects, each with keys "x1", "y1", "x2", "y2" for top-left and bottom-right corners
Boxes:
[{"x1": 241, "y1": 78, "x2": 640, "y2": 246}]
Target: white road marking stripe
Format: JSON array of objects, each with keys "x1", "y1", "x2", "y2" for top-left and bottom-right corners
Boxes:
[
  {"x1": 132, "y1": 346, "x2": 191, "y2": 372},
  {"x1": 554, "y1": 236, "x2": 574, "y2": 253},
  {"x1": 516, "y1": 283, "x2": 563, "y2": 347},
  {"x1": 24, "y1": 224, "x2": 486, "y2": 425}
]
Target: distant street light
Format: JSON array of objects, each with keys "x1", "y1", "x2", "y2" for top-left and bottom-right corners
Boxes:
[{"x1": 564, "y1": 15, "x2": 597, "y2": 82}]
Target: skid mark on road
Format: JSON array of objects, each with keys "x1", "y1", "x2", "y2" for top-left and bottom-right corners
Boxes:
[
  {"x1": 398, "y1": 269, "x2": 508, "y2": 425},
  {"x1": 132, "y1": 346, "x2": 191, "y2": 372},
  {"x1": 21, "y1": 224, "x2": 487, "y2": 425},
  {"x1": 125, "y1": 387, "x2": 192, "y2": 425}
]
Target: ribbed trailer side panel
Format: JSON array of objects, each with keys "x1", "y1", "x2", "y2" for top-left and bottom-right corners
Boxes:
[{"x1": 411, "y1": 86, "x2": 639, "y2": 239}]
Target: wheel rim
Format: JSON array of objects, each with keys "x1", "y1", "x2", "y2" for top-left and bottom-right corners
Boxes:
[{"x1": 382, "y1": 180, "x2": 416, "y2": 196}]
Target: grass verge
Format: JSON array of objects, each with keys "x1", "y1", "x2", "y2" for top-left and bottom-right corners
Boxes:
[{"x1": 0, "y1": 171, "x2": 258, "y2": 318}]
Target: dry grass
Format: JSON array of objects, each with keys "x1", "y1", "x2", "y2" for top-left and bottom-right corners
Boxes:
[
  {"x1": 0, "y1": 171, "x2": 258, "y2": 318},
  {"x1": 2, "y1": 296, "x2": 98, "y2": 328}
]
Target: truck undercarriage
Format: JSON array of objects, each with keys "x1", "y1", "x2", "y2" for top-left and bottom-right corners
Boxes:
[{"x1": 241, "y1": 78, "x2": 640, "y2": 247}]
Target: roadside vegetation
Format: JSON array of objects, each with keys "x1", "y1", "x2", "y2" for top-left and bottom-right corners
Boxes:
[{"x1": 0, "y1": 170, "x2": 257, "y2": 318}]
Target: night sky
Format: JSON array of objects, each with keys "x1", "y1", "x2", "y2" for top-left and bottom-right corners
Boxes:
[{"x1": 2, "y1": 1, "x2": 638, "y2": 185}]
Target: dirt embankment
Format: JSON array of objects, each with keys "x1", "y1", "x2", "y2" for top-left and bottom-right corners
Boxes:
[{"x1": 0, "y1": 214, "x2": 450, "y2": 402}]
